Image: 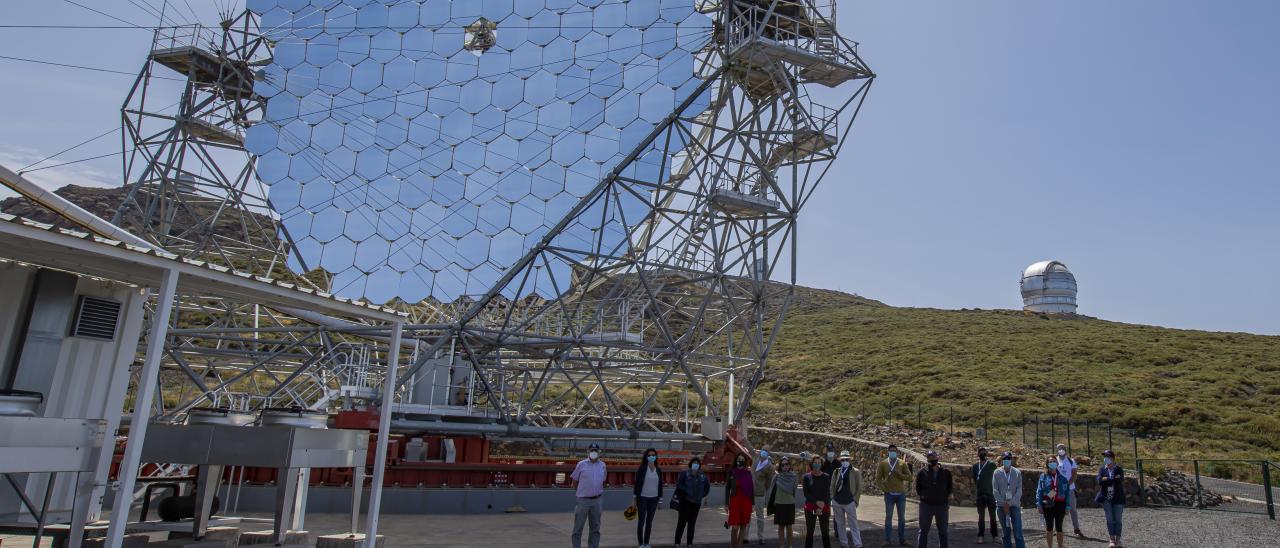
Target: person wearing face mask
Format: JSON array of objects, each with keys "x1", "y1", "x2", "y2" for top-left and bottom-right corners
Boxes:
[
  {"x1": 750, "y1": 444, "x2": 777, "y2": 544},
  {"x1": 991, "y1": 452, "x2": 1025, "y2": 548},
  {"x1": 768, "y1": 456, "x2": 799, "y2": 548},
  {"x1": 802, "y1": 455, "x2": 832, "y2": 548},
  {"x1": 632, "y1": 448, "x2": 663, "y2": 548},
  {"x1": 875, "y1": 444, "x2": 912, "y2": 546},
  {"x1": 1093, "y1": 450, "x2": 1126, "y2": 548},
  {"x1": 571, "y1": 443, "x2": 607, "y2": 548},
  {"x1": 1035, "y1": 457, "x2": 1070, "y2": 548},
  {"x1": 1054, "y1": 444, "x2": 1083, "y2": 537},
  {"x1": 821, "y1": 442, "x2": 840, "y2": 476},
  {"x1": 829, "y1": 450, "x2": 863, "y2": 548},
  {"x1": 915, "y1": 450, "x2": 953, "y2": 548},
  {"x1": 674, "y1": 457, "x2": 710, "y2": 546},
  {"x1": 972, "y1": 447, "x2": 999, "y2": 543},
  {"x1": 726, "y1": 453, "x2": 756, "y2": 548}
]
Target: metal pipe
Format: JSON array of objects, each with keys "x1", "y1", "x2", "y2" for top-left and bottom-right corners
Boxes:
[
  {"x1": 363, "y1": 321, "x2": 403, "y2": 548},
  {"x1": 107, "y1": 268, "x2": 180, "y2": 548},
  {"x1": 0, "y1": 164, "x2": 162, "y2": 251},
  {"x1": 389, "y1": 418, "x2": 705, "y2": 441}
]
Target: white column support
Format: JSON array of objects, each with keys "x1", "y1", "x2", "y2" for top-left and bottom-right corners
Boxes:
[
  {"x1": 105, "y1": 268, "x2": 180, "y2": 548},
  {"x1": 363, "y1": 321, "x2": 402, "y2": 548}
]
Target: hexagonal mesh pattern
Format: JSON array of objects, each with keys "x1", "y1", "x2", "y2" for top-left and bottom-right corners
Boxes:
[{"x1": 244, "y1": 0, "x2": 713, "y2": 303}]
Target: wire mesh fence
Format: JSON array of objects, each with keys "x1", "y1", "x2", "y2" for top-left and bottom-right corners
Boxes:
[
  {"x1": 779, "y1": 399, "x2": 1145, "y2": 462},
  {"x1": 1136, "y1": 458, "x2": 1277, "y2": 519}
]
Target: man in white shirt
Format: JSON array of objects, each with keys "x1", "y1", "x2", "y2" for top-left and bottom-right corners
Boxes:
[{"x1": 1055, "y1": 444, "x2": 1083, "y2": 537}]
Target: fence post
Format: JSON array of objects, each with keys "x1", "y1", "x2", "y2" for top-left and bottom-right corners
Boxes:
[
  {"x1": 1193, "y1": 460, "x2": 1203, "y2": 509},
  {"x1": 917, "y1": 402, "x2": 922, "y2": 430},
  {"x1": 1137, "y1": 459, "x2": 1147, "y2": 507},
  {"x1": 1067, "y1": 420, "x2": 1072, "y2": 455},
  {"x1": 1132, "y1": 431, "x2": 1139, "y2": 460},
  {"x1": 1085, "y1": 420, "x2": 1092, "y2": 458},
  {"x1": 1035, "y1": 416, "x2": 1040, "y2": 448},
  {"x1": 1262, "y1": 462, "x2": 1275, "y2": 520},
  {"x1": 984, "y1": 411, "x2": 989, "y2": 439},
  {"x1": 949, "y1": 407, "x2": 955, "y2": 436},
  {"x1": 1022, "y1": 414, "x2": 1027, "y2": 445}
]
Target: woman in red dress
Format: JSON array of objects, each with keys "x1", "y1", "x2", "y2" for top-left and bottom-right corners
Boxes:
[{"x1": 726, "y1": 453, "x2": 755, "y2": 548}]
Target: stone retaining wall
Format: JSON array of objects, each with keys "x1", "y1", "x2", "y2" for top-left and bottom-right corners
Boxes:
[{"x1": 749, "y1": 426, "x2": 1141, "y2": 507}]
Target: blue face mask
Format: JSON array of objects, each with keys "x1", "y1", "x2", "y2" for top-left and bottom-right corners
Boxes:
[
  {"x1": 759, "y1": 450, "x2": 768, "y2": 459},
  {"x1": 1003, "y1": 459, "x2": 1012, "y2": 468},
  {"x1": 1104, "y1": 457, "x2": 1113, "y2": 466},
  {"x1": 647, "y1": 455, "x2": 656, "y2": 463},
  {"x1": 691, "y1": 463, "x2": 700, "y2": 471},
  {"x1": 888, "y1": 451, "x2": 897, "y2": 460},
  {"x1": 1048, "y1": 462, "x2": 1058, "y2": 471}
]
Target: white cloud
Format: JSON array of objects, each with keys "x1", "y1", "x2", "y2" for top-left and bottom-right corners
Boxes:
[{"x1": 0, "y1": 144, "x2": 119, "y2": 199}]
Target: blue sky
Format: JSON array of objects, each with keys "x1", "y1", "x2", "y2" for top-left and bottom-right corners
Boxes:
[{"x1": 1, "y1": 1, "x2": 1277, "y2": 334}]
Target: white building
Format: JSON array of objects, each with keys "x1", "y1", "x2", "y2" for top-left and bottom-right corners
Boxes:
[{"x1": 1020, "y1": 260, "x2": 1078, "y2": 313}]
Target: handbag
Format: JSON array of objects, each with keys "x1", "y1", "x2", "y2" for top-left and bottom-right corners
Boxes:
[{"x1": 669, "y1": 494, "x2": 680, "y2": 510}]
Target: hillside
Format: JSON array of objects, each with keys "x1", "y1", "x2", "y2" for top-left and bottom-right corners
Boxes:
[
  {"x1": 758, "y1": 287, "x2": 1280, "y2": 461},
  {"x1": 6, "y1": 185, "x2": 1277, "y2": 462}
]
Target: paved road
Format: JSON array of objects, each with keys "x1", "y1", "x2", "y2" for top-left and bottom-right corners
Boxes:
[
  {"x1": 6, "y1": 501, "x2": 1276, "y2": 547},
  {"x1": 242, "y1": 500, "x2": 1278, "y2": 547},
  {"x1": 1200, "y1": 475, "x2": 1280, "y2": 507}
]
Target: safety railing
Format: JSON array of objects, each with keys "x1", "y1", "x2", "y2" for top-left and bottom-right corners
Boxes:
[
  {"x1": 723, "y1": 2, "x2": 855, "y2": 67},
  {"x1": 151, "y1": 24, "x2": 221, "y2": 53}
]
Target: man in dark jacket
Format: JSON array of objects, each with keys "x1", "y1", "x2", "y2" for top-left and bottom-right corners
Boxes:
[
  {"x1": 972, "y1": 447, "x2": 998, "y2": 543},
  {"x1": 915, "y1": 450, "x2": 953, "y2": 548}
]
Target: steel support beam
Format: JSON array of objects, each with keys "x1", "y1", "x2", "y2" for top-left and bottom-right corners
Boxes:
[{"x1": 106, "y1": 268, "x2": 180, "y2": 548}]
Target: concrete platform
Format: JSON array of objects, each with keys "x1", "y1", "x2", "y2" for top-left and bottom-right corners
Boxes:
[
  {"x1": 238, "y1": 530, "x2": 311, "y2": 546},
  {"x1": 315, "y1": 533, "x2": 383, "y2": 548}
]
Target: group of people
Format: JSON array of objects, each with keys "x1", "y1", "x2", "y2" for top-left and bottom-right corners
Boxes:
[{"x1": 569, "y1": 440, "x2": 1127, "y2": 548}]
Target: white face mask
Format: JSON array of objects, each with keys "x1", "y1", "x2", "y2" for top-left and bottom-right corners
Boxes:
[
  {"x1": 841, "y1": 461, "x2": 850, "y2": 469},
  {"x1": 589, "y1": 451, "x2": 599, "y2": 461},
  {"x1": 827, "y1": 452, "x2": 835, "y2": 460},
  {"x1": 1058, "y1": 449, "x2": 1067, "y2": 457}
]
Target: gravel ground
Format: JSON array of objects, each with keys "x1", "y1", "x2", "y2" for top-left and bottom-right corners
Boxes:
[{"x1": 647, "y1": 506, "x2": 1279, "y2": 548}]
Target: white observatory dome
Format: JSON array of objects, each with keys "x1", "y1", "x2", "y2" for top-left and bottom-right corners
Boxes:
[{"x1": 1020, "y1": 260, "x2": 1078, "y2": 313}]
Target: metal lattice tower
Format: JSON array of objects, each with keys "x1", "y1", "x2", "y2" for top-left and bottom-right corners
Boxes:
[{"x1": 121, "y1": 0, "x2": 873, "y2": 439}]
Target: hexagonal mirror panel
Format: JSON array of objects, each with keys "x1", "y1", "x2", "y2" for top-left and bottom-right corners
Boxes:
[{"x1": 246, "y1": 0, "x2": 712, "y2": 302}]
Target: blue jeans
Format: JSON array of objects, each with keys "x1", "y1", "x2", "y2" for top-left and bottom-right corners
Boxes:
[
  {"x1": 1102, "y1": 502, "x2": 1124, "y2": 538},
  {"x1": 636, "y1": 496, "x2": 659, "y2": 546},
  {"x1": 883, "y1": 493, "x2": 906, "y2": 542},
  {"x1": 997, "y1": 505, "x2": 1026, "y2": 548}
]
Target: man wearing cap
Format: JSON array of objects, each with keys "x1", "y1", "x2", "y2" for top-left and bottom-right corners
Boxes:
[
  {"x1": 829, "y1": 450, "x2": 863, "y2": 548},
  {"x1": 874, "y1": 444, "x2": 912, "y2": 546},
  {"x1": 972, "y1": 447, "x2": 999, "y2": 543},
  {"x1": 571, "y1": 443, "x2": 607, "y2": 548},
  {"x1": 915, "y1": 450, "x2": 952, "y2": 548},
  {"x1": 992, "y1": 451, "x2": 1025, "y2": 548}
]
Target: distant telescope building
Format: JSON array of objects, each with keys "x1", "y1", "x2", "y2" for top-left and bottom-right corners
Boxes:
[{"x1": 1021, "y1": 260, "x2": 1078, "y2": 313}]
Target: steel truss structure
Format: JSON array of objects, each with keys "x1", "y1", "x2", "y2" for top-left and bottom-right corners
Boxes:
[{"x1": 117, "y1": 0, "x2": 873, "y2": 440}]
